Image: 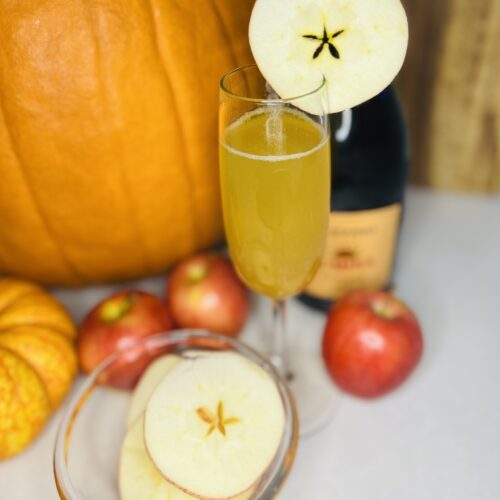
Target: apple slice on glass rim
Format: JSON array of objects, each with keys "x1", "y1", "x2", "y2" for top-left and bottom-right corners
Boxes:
[{"x1": 249, "y1": 0, "x2": 408, "y2": 114}]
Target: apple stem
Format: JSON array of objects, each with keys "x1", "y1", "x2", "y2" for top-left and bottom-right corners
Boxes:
[
  {"x1": 100, "y1": 294, "x2": 136, "y2": 322},
  {"x1": 187, "y1": 263, "x2": 208, "y2": 283},
  {"x1": 373, "y1": 297, "x2": 394, "y2": 319}
]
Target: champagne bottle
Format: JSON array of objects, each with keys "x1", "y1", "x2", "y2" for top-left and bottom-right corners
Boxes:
[{"x1": 300, "y1": 85, "x2": 409, "y2": 311}]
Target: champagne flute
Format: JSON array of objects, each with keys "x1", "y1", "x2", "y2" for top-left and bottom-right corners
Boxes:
[{"x1": 219, "y1": 64, "x2": 339, "y2": 435}]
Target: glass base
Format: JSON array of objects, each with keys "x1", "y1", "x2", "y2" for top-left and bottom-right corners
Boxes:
[
  {"x1": 243, "y1": 296, "x2": 342, "y2": 438},
  {"x1": 286, "y1": 349, "x2": 342, "y2": 437}
]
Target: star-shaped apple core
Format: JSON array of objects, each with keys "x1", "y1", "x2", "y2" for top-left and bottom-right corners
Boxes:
[
  {"x1": 303, "y1": 26, "x2": 345, "y2": 60},
  {"x1": 196, "y1": 401, "x2": 240, "y2": 437}
]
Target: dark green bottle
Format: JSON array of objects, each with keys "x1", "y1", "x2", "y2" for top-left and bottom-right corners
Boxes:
[{"x1": 299, "y1": 85, "x2": 409, "y2": 311}]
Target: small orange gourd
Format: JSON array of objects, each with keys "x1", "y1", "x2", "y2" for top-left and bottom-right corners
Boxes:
[{"x1": 0, "y1": 277, "x2": 77, "y2": 459}]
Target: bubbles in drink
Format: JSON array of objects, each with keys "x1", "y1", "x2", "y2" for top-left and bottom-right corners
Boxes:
[{"x1": 265, "y1": 106, "x2": 286, "y2": 155}]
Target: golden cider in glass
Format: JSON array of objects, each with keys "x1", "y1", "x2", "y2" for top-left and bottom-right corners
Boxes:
[{"x1": 220, "y1": 108, "x2": 330, "y2": 299}]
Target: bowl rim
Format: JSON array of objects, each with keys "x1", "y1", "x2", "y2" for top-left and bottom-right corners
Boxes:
[{"x1": 53, "y1": 329, "x2": 299, "y2": 500}]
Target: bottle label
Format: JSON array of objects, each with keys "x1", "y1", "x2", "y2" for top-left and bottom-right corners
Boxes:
[{"x1": 306, "y1": 204, "x2": 402, "y2": 300}]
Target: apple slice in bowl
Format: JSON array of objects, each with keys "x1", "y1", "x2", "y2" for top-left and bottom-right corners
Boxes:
[
  {"x1": 119, "y1": 417, "x2": 184, "y2": 500},
  {"x1": 54, "y1": 330, "x2": 298, "y2": 500},
  {"x1": 144, "y1": 351, "x2": 286, "y2": 499},
  {"x1": 126, "y1": 354, "x2": 182, "y2": 429}
]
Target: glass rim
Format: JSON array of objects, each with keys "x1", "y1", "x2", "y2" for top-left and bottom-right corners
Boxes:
[
  {"x1": 53, "y1": 329, "x2": 299, "y2": 500},
  {"x1": 220, "y1": 63, "x2": 327, "y2": 104}
]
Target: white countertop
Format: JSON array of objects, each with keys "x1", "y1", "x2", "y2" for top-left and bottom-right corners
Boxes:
[{"x1": 1, "y1": 187, "x2": 499, "y2": 500}]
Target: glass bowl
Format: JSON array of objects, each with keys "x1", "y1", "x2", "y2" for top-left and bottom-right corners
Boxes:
[{"x1": 54, "y1": 330, "x2": 298, "y2": 499}]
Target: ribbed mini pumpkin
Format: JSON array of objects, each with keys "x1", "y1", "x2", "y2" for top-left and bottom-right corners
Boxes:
[
  {"x1": 0, "y1": 277, "x2": 77, "y2": 459},
  {"x1": 0, "y1": 0, "x2": 254, "y2": 285}
]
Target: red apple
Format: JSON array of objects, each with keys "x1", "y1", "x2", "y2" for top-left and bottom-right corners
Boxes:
[
  {"x1": 77, "y1": 291, "x2": 173, "y2": 389},
  {"x1": 167, "y1": 253, "x2": 249, "y2": 337},
  {"x1": 322, "y1": 290, "x2": 423, "y2": 398}
]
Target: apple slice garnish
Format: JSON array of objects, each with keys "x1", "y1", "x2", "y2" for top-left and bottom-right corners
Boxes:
[
  {"x1": 249, "y1": 0, "x2": 408, "y2": 114},
  {"x1": 144, "y1": 351, "x2": 285, "y2": 499},
  {"x1": 119, "y1": 416, "x2": 193, "y2": 500},
  {"x1": 126, "y1": 354, "x2": 182, "y2": 428}
]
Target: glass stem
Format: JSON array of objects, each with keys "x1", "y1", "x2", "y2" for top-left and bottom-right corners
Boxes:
[{"x1": 271, "y1": 299, "x2": 289, "y2": 379}]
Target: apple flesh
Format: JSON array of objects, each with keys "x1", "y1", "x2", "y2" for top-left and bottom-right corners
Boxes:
[
  {"x1": 144, "y1": 352, "x2": 285, "y2": 499},
  {"x1": 167, "y1": 253, "x2": 249, "y2": 337},
  {"x1": 322, "y1": 290, "x2": 423, "y2": 398},
  {"x1": 126, "y1": 354, "x2": 182, "y2": 428},
  {"x1": 77, "y1": 291, "x2": 173, "y2": 390}
]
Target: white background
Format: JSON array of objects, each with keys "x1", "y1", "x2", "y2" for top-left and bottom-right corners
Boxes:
[{"x1": 1, "y1": 187, "x2": 499, "y2": 499}]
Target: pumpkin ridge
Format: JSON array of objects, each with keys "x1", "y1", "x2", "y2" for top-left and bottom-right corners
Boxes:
[
  {"x1": 0, "y1": 344, "x2": 51, "y2": 457},
  {"x1": 0, "y1": 322, "x2": 75, "y2": 340},
  {"x1": 0, "y1": 344, "x2": 50, "y2": 402},
  {"x1": 83, "y1": 2, "x2": 150, "y2": 276},
  {"x1": 0, "y1": 96, "x2": 84, "y2": 283},
  {"x1": 0, "y1": 324, "x2": 74, "y2": 341},
  {"x1": 211, "y1": 0, "x2": 252, "y2": 98},
  {"x1": 0, "y1": 327, "x2": 77, "y2": 409},
  {"x1": 0, "y1": 290, "x2": 76, "y2": 339},
  {"x1": 0, "y1": 290, "x2": 44, "y2": 316},
  {"x1": 0, "y1": 342, "x2": 52, "y2": 407},
  {"x1": 0, "y1": 250, "x2": 6, "y2": 277},
  {"x1": 210, "y1": 0, "x2": 239, "y2": 71},
  {"x1": 146, "y1": 0, "x2": 199, "y2": 251}
]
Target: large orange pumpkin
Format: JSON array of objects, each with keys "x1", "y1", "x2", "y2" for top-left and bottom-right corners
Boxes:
[{"x1": 0, "y1": 0, "x2": 254, "y2": 285}]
